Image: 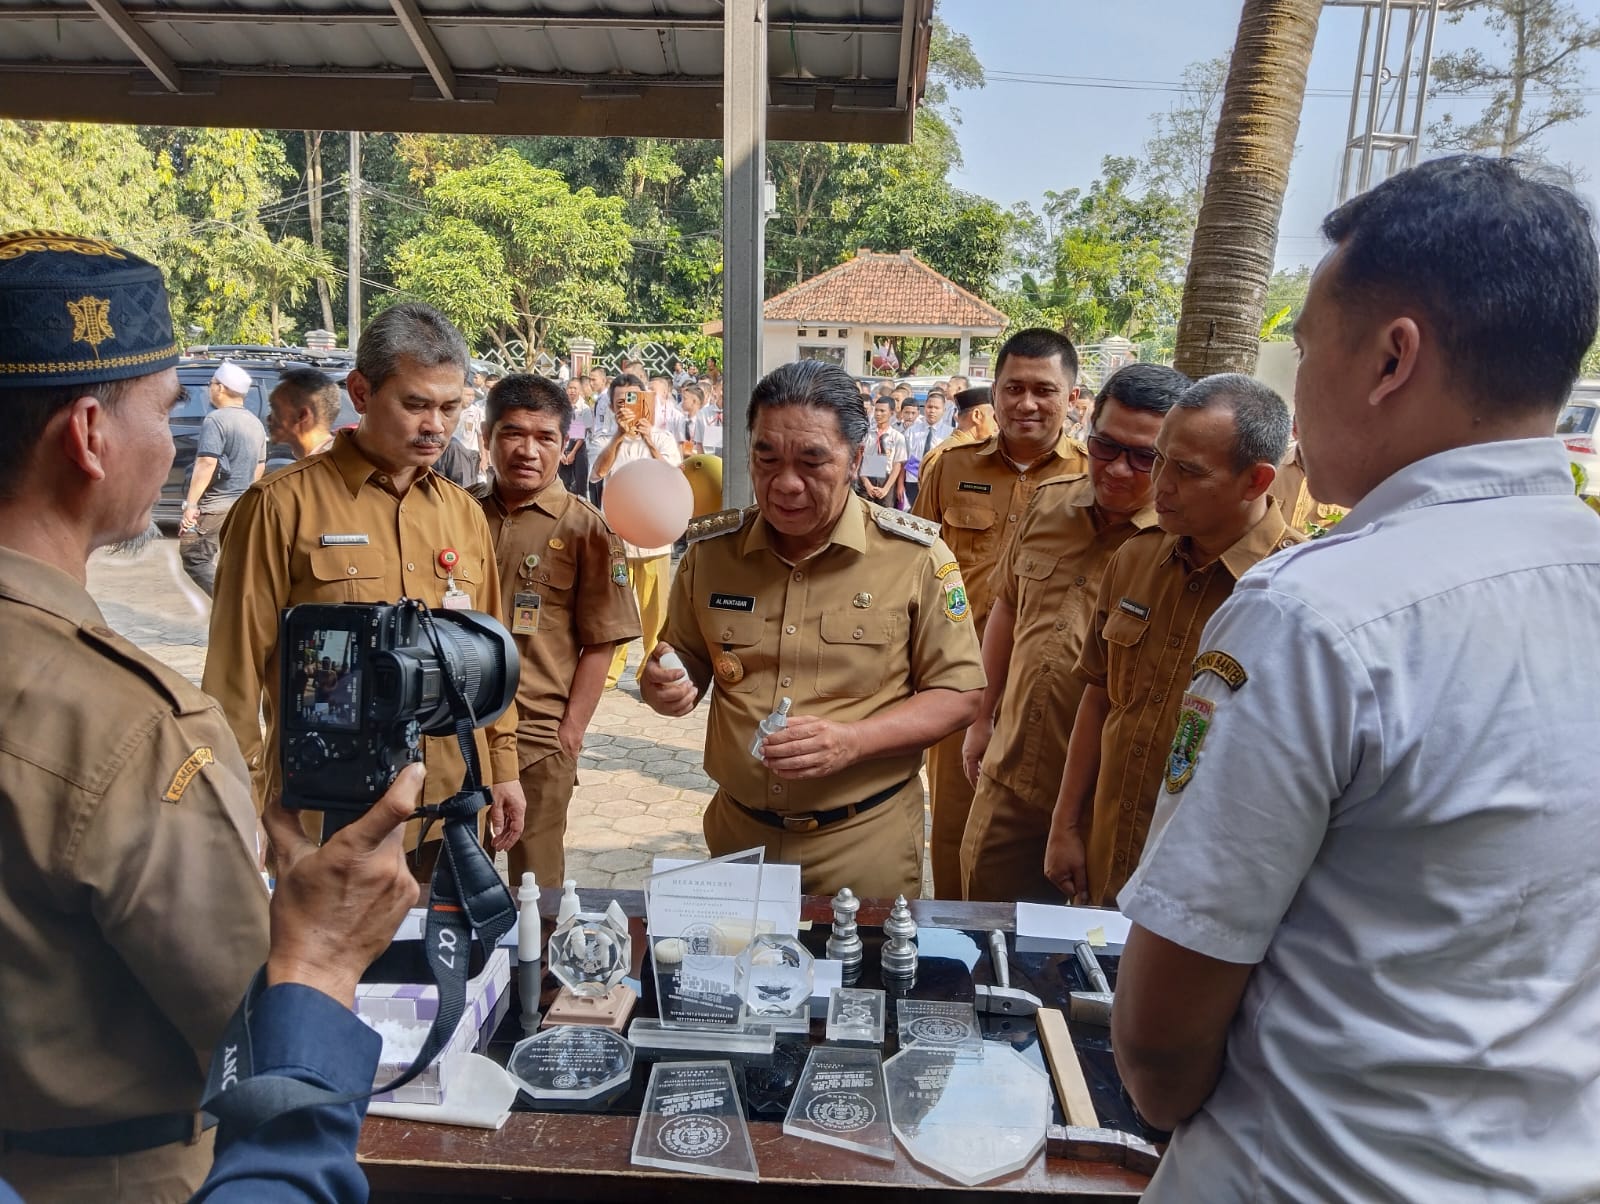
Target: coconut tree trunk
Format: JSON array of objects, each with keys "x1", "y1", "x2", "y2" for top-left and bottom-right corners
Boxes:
[{"x1": 1173, "y1": 0, "x2": 1321, "y2": 378}]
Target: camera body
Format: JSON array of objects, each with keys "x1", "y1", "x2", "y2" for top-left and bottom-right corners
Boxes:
[{"x1": 279, "y1": 600, "x2": 518, "y2": 820}]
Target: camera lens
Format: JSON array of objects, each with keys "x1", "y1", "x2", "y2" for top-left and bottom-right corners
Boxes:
[{"x1": 411, "y1": 609, "x2": 518, "y2": 736}]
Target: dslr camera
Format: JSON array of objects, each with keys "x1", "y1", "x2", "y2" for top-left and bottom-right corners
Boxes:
[{"x1": 279, "y1": 600, "x2": 518, "y2": 831}]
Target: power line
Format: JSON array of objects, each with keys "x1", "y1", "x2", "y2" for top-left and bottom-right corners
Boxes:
[{"x1": 984, "y1": 67, "x2": 1600, "y2": 101}]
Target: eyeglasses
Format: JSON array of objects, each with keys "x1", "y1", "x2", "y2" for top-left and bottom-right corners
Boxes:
[{"x1": 1086, "y1": 433, "x2": 1159, "y2": 474}]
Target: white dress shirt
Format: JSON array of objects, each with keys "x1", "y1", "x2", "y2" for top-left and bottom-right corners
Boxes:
[{"x1": 1121, "y1": 437, "x2": 1600, "y2": 1203}]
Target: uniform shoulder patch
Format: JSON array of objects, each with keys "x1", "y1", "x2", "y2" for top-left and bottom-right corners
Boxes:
[
  {"x1": 872, "y1": 505, "x2": 939, "y2": 546},
  {"x1": 1192, "y1": 650, "x2": 1247, "y2": 691},
  {"x1": 686, "y1": 506, "x2": 754, "y2": 543},
  {"x1": 163, "y1": 747, "x2": 215, "y2": 803},
  {"x1": 1165, "y1": 692, "x2": 1214, "y2": 794}
]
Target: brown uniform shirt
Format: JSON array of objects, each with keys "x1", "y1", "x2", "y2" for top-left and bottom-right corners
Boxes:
[
  {"x1": 206, "y1": 431, "x2": 519, "y2": 821},
  {"x1": 0, "y1": 547, "x2": 268, "y2": 1132},
  {"x1": 912, "y1": 430, "x2": 1089, "y2": 634},
  {"x1": 919, "y1": 427, "x2": 976, "y2": 480},
  {"x1": 478, "y1": 478, "x2": 641, "y2": 756},
  {"x1": 661, "y1": 497, "x2": 986, "y2": 813},
  {"x1": 1268, "y1": 444, "x2": 1346, "y2": 533},
  {"x1": 987, "y1": 475, "x2": 1159, "y2": 806},
  {"x1": 1073, "y1": 502, "x2": 1304, "y2": 903}
]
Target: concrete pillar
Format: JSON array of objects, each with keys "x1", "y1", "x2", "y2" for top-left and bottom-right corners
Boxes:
[
  {"x1": 567, "y1": 337, "x2": 596, "y2": 379},
  {"x1": 721, "y1": 0, "x2": 767, "y2": 509},
  {"x1": 958, "y1": 331, "x2": 971, "y2": 375}
]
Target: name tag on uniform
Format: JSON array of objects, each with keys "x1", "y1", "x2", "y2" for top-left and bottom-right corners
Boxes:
[
  {"x1": 1118, "y1": 597, "x2": 1151, "y2": 620},
  {"x1": 319, "y1": 533, "x2": 370, "y2": 546},
  {"x1": 441, "y1": 588, "x2": 472, "y2": 610},
  {"x1": 861, "y1": 453, "x2": 889, "y2": 478},
  {"x1": 957, "y1": 481, "x2": 992, "y2": 494},
  {"x1": 512, "y1": 591, "x2": 541, "y2": 635},
  {"x1": 710, "y1": 593, "x2": 756, "y2": 612}
]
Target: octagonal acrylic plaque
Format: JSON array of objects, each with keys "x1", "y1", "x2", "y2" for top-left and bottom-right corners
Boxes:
[{"x1": 883, "y1": 1042, "x2": 1050, "y2": 1186}]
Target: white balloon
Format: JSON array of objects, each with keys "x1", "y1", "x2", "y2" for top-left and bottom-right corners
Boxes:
[{"x1": 602, "y1": 456, "x2": 694, "y2": 547}]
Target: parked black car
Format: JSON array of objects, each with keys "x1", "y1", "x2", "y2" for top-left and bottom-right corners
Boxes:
[{"x1": 159, "y1": 348, "x2": 358, "y2": 528}]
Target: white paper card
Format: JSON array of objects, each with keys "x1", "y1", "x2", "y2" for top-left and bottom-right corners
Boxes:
[
  {"x1": 1014, "y1": 902, "x2": 1131, "y2": 953},
  {"x1": 653, "y1": 857, "x2": 801, "y2": 936},
  {"x1": 860, "y1": 453, "x2": 889, "y2": 478}
]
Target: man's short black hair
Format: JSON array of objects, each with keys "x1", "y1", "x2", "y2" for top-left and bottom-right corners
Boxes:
[
  {"x1": 1320, "y1": 154, "x2": 1600, "y2": 414},
  {"x1": 1177, "y1": 373, "x2": 1293, "y2": 475},
  {"x1": 486, "y1": 373, "x2": 572, "y2": 439},
  {"x1": 273, "y1": 367, "x2": 341, "y2": 429},
  {"x1": 1091, "y1": 363, "x2": 1191, "y2": 429},
  {"x1": 994, "y1": 327, "x2": 1080, "y2": 383},
  {"x1": 0, "y1": 378, "x2": 132, "y2": 501}
]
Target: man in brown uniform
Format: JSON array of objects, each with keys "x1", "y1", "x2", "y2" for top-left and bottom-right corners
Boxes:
[
  {"x1": 641, "y1": 361, "x2": 984, "y2": 898},
  {"x1": 0, "y1": 231, "x2": 268, "y2": 1201},
  {"x1": 913, "y1": 329, "x2": 1088, "y2": 897},
  {"x1": 206, "y1": 302, "x2": 526, "y2": 865},
  {"x1": 477, "y1": 374, "x2": 641, "y2": 885},
  {"x1": 1045, "y1": 374, "x2": 1304, "y2": 905},
  {"x1": 960, "y1": 364, "x2": 1190, "y2": 902},
  {"x1": 919, "y1": 385, "x2": 995, "y2": 480}
]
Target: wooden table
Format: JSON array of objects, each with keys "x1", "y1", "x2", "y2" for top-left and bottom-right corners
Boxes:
[{"x1": 360, "y1": 893, "x2": 1152, "y2": 1202}]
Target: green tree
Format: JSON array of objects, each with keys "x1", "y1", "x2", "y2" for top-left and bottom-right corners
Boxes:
[
  {"x1": 1430, "y1": 0, "x2": 1600, "y2": 158},
  {"x1": 1001, "y1": 158, "x2": 1189, "y2": 345},
  {"x1": 0, "y1": 121, "x2": 179, "y2": 261},
  {"x1": 1143, "y1": 56, "x2": 1230, "y2": 225},
  {"x1": 390, "y1": 150, "x2": 633, "y2": 356},
  {"x1": 851, "y1": 179, "x2": 1012, "y2": 296}
]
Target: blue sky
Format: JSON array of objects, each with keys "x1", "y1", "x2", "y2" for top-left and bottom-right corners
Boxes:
[{"x1": 940, "y1": 0, "x2": 1600, "y2": 271}]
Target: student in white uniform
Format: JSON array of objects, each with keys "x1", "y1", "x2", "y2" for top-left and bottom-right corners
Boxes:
[{"x1": 1113, "y1": 155, "x2": 1600, "y2": 1203}]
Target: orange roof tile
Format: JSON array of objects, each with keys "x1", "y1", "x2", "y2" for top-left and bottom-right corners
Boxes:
[{"x1": 763, "y1": 249, "x2": 1007, "y2": 330}]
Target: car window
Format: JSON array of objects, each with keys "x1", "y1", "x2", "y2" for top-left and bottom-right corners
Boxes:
[
  {"x1": 1556, "y1": 404, "x2": 1597, "y2": 436},
  {"x1": 175, "y1": 382, "x2": 211, "y2": 420}
]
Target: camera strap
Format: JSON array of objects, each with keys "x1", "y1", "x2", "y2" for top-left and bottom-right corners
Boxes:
[{"x1": 202, "y1": 613, "x2": 518, "y2": 1136}]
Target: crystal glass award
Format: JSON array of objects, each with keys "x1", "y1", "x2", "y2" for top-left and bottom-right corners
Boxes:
[
  {"x1": 884, "y1": 1042, "x2": 1051, "y2": 1186},
  {"x1": 738, "y1": 933, "x2": 813, "y2": 1034},
  {"x1": 643, "y1": 848, "x2": 765, "y2": 1032},
  {"x1": 825, "y1": 987, "x2": 886, "y2": 1045},
  {"x1": 507, "y1": 1025, "x2": 634, "y2": 1108},
  {"x1": 631, "y1": 1059, "x2": 758, "y2": 1182},
  {"x1": 783, "y1": 1046, "x2": 894, "y2": 1161},
  {"x1": 543, "y1": 899, "x2": 636, "y2": 1030},
  {"x1": 895, "y1": 999, "x2": 981, "y2": 1059}
]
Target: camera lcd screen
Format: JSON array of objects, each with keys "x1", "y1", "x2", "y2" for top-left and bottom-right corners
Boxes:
[{"x1": 287, "y1": 628, "x2": 361, "y2": 731}]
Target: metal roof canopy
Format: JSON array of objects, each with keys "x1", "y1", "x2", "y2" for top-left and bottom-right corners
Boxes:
[{"x1": 0, "y1": 0, "x2": 934, "y2": 142}]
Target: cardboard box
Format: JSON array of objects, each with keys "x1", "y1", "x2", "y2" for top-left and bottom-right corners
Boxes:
[{"x1": 356, "y1": 944, "x2": 510, "y2": 1105}]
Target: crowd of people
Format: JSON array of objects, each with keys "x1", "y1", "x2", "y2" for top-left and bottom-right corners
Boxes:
[{"x1": 1, "y1": 152, "x2": 1599, "y2": 1202}]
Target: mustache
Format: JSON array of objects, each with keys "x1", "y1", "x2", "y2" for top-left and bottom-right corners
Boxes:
[
  {"x1": 107, "y1": 520, "x2": 162, "y2": 557},
  {"x1": 411, "y1": 436, "x2": 447, "y2": 449}
]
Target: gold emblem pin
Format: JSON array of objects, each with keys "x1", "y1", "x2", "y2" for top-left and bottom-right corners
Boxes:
[
  {"x1": 548, "y1": 538, "x2": 565, "y2": 550},
  {"x1": 853, "y1": 592, "x2": 873, "y2": 608},
  {"x1": 714, "y1": 650, "x2": 745, "y2": 684}
]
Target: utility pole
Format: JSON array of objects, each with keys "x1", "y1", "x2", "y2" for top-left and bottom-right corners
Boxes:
[{"x1": 347, "y1": 131, "x2": 362, "y2": 352}]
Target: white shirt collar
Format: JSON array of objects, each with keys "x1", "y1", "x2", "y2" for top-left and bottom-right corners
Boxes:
[{"x1": 1343, "y1": 436, "x2": 1575, "y2": 531}]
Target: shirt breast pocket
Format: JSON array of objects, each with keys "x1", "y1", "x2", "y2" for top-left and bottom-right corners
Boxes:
[
  {"x1": 816, "y1": 610, "x2": 898, "y2": 700},
  {"x1": 705, "y1": 610, "x2": 763, "y2": 694},
  {"x1": 1100, "y1": 608, "x2": 1149, "y2": 704},
  {"x1": 305, "y1": 546, "x2": 385, "y2": 602},
  {"x1": 944, "y1": 503, "x2": 997, "y2": 564},
  {"x1": 433, "y1": 552, "x2": 484, "y2": 604},
  {"x1": 1013, "y1": 549, "x2": 1059, "y2": 606},
  {"x1": 525, "y1": 556, "x2": 577, "y2": 618}
]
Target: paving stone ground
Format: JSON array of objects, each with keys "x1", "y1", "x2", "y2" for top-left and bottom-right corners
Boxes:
[{"x1": 86, "y1": 537, "x2": 934, "y2": 894}]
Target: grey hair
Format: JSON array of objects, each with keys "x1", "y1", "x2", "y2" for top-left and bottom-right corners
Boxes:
[
  {"x1": 355, "y1": 302, "x2": 469, "y2": 391},
  {"x1": 749, "y1": 360, "x2": 871, "y2": 446},
  {"x1": 1176, "y1": 373, "x2": 1292, "y2": 474}
]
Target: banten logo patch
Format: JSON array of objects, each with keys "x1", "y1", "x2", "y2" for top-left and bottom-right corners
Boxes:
[
  {"x1": 163, "y1": 747, "x2": 215, "y2": 803},
  {"x1": 1165, "y1": 694, "x2": 1213, "y2": 793},
  {"x1": 1193, "y1": 650, "x2": 1248, "y2": 691}
]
